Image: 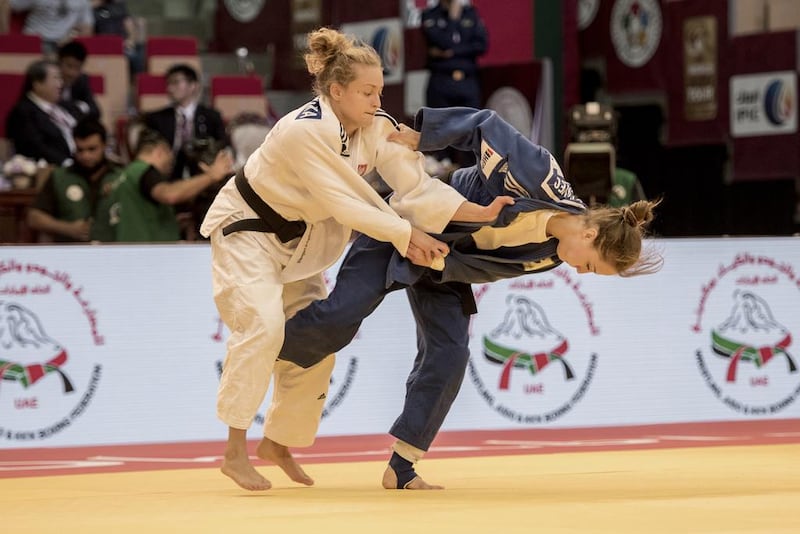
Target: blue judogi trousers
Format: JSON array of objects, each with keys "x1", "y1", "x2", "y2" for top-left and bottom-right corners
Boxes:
[{"x1": 279, "y1": 233, "x2": 472, "y2": 452}]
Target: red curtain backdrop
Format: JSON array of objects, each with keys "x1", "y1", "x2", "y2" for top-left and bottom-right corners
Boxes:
[
  {"x1": 473, "y1": 0, "x2": 533, "y2": 67},
  {"x1": 406, "y1": 0, "x2": 534, "y2": 72},
  {"x1": 212, "y1": 0, "x2": 310, "y2": 90},
  {"x1": 213, "y1": 0, "x2": 539, "y2": 111},
  {"x1": 480, "y1": 61, "x2": 542, "y2": 111},
  {"x1": 578, "y1": 0, "x2": 611, "y2": 59},
  {"x1": 664, "y1": 0, "x2": 728, "y2": 146},
  {"x1": 212, "y1": 0, "x2": 288, "y2": 53}
]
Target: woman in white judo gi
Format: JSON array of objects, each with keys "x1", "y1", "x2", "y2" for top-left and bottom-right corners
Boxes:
[{"x1": 200, "y1": 28, "x2": 513, "y2": 490}]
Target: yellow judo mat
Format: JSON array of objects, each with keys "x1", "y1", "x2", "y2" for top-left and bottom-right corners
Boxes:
[{"x1": 3, "y1": 444, "x2": 799, "y2": 533}]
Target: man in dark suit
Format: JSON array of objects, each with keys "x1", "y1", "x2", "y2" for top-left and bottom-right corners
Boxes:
[
  {"x1": 6, "y1": 60, "x2": 76, "y2": 165},
  {"x1": 143, "y1": 64, "x2": 226, "y2": 180},
  {"x1": 57, "y1": 40, "x2": 101, "y2": 121},
  {"x1": 143, "y1": 63, "x2": 227, "y2": 237}
]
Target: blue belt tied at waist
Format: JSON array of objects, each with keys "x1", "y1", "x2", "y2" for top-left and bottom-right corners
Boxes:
[{"x1": 222, "y1": 169, "x2": 307, "y2": 242}]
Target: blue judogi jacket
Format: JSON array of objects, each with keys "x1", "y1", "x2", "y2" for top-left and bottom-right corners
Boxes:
[{"x1": 388, "y1": 107, "x2": 587, "y2": 286}]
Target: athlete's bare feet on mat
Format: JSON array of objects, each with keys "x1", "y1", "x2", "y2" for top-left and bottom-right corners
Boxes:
[
  {"x1": 381, "y1": 466, "x2": 444, "y2": 490},
  {"x1": 221, "y1": 449, "x2": 271, "y2": 491},
  {"x1": 257, "y1": 437, "x2": 314, "y2": 486}
]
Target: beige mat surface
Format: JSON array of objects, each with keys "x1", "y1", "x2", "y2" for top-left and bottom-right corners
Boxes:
[{"x1": 3, "y1": 444, "x2": 799, "y2": 533}]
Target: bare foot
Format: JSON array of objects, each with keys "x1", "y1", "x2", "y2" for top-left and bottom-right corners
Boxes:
[
  {"x1": 381, "y1": 466, "x2": 444, "y2": 490},
  {"x1": 221, "y1": 451, "x2": 271, "y2": 491},
  {"x1": 256, "y1": 438, "x2": 314, "y2": 486}
]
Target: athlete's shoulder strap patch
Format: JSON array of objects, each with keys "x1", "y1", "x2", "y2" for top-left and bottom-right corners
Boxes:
[
  {"x1": 375, "y1": 109, "x2": 399, "y2": 130},
  {"x1": 296, "y1": 98, "x2": 322, "y2": 120}
]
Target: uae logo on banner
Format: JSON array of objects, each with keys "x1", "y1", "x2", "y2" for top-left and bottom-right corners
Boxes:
[
  {"x1": 692, "y1": 253, "x2": 800, "y2": 415},
  {"x1": 468, "y1": 269, "x2": 599, "y2": 425},
  {"x1": 610, "y1": 0, "x2": 663, "y2": 68},
  {"x1": 0, "y1": 260, "x2": 104, "y2": 442}
]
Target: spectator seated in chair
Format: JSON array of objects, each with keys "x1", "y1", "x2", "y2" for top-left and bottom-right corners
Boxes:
[{"x1": 6, "y1": 59, "x2": 76, "y2": 165}]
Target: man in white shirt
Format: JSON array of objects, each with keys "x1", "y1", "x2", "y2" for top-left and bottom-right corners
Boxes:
[{"x1": 11, "y1": 0, "x2": 94, "y2": 56}]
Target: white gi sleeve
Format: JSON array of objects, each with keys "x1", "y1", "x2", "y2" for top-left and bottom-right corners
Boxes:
[
  {"x1": 278, "y1": 122, "x2": 413, "y2": 256},
  {"x1": 373, "y1": 115, "x2": 466, "y2": 233}
]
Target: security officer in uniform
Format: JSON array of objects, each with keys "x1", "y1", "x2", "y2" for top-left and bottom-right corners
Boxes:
[
  {"x1": 422, "y1": 0, "x2": 487, "y2": 109},
  {"x1": 421, "y1": 0, "x2": 488, "y2": 165}
]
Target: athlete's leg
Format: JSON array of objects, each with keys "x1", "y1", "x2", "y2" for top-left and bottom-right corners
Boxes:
[
  {"x1": 258, "y1": 356, "x2": 335, "y2": 486},
  {"x1": 279, "y1": 234, "x2": 403, "y2": 368},
  {"x1": 247, "y1": 271, "x2": 329, "y2": 486},
  {"x1": 211, "y1": 229, "x2": 288, "y2": 491},
  {"x1": 383, "y1": 278, "x2": 472, "y2": 490},
  {"x1": 264, "y1": 237, "x2": 404, "y2": 483}
]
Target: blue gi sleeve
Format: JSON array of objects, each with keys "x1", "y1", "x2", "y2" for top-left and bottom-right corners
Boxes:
[{"x1": 414, "y1": 107, "x2": 586, "y2": 210}]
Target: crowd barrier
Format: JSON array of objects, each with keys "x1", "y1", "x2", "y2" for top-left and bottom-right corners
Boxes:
[{"x1": 1, "y1": 237, "x2": 798, "y2": 449}]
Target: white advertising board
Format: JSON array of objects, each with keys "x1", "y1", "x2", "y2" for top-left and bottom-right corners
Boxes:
[{"x1": 1, "y1": 238, "x2": 798, "y2": 449}]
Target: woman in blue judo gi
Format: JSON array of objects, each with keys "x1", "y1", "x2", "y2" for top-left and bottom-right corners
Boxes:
[{"x1": 275, "y1": 107, "x2": 662, "y2": 489}]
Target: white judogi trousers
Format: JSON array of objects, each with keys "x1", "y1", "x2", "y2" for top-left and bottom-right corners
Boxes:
[{"x1": 210, "y1": 227, "x2": 334, "y2": 447}]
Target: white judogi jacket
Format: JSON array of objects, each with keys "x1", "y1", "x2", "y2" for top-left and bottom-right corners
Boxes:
[{"x1": 201, "y1": 96, "x2": 465, "y2": 283}]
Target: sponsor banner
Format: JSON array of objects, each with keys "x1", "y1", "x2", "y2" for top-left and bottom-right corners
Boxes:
[
  {"x1": 730, "y1": 71, "x2": 798, "y2": 137},
  {"x1": 683, "y1": 16, "x2": 718, "y2": 121},
  {"x1": 1, "y1": 238, "x2": 799, "y2": 449},
  {"x1": 663, "y1": 0, "x2": 729, "y2": 146},
  {"x1": 341, "y1": 19, "x2": 405, "y2": 85},
  {"x1": 728, "y1": 31, "x2": 799, "y2": 180}
]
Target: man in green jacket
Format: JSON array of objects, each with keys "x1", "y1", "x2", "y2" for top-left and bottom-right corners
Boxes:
[
  {"x1": 27, "y1": 118, "x2": 122, "y2": 242},
  {"x1": 110, "y1": 129, "x2": 233, "y2": 242}
]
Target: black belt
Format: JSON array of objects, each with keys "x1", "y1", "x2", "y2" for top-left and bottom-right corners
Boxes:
[
  {"x1": 450, "y1": 281, "x2": 478, "y2": 315},
  {"x1": 222, "y1": 170, "x2": 307, "y2": 242}
]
